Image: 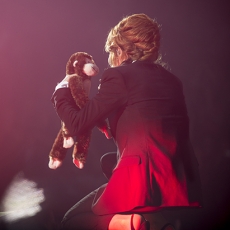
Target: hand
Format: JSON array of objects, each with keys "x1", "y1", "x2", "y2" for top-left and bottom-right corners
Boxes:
[
  {"x1": 73, "y1": 159, "x2": 84, "y2": 169},
  {"x1": 48, "y1": 157, "x2": 62, "y2": 169}
]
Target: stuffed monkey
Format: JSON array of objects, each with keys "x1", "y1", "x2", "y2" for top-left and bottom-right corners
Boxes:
[{"x1": 49, "y1": 52, "x2": 110, "y2": 170}]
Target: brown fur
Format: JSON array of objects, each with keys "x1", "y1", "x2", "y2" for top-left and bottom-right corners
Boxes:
[{"x1": 49, "y1": 52, "x2": 107, "y2": 166}]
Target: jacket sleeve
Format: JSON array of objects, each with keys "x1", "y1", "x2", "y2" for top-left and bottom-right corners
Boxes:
[{"x1": 52, "y1": 68, "x2": 128, "y2": 137}]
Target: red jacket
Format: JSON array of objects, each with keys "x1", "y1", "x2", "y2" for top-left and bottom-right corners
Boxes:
[{"x1": 52, "y1": 60, "x2": 202, "y2": 215}]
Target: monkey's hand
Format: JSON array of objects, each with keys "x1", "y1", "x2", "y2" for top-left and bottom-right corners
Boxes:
[
  {"x1": 48, "y1": 157, "x2": 62, "y2": 169},
  {"x1": 73, "y1": 159, "x2": 84, "y2": 169},
  {"x1": 63, "y1": 136, "x2": 74, "y2": 148}
]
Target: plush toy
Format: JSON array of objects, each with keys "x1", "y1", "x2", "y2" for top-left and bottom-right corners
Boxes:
[{"x1": 49, "y1": 52, "x2": 110, "y2": 170}]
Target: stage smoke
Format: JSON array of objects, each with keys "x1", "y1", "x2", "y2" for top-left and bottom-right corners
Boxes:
[{"x1": 0, "y1": 172, "x2": 45, "y2": 223}]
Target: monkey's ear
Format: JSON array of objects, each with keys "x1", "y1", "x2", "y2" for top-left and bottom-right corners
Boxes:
[{"x1": 73, "y1": 60, "x2": 78, "y2": 67}]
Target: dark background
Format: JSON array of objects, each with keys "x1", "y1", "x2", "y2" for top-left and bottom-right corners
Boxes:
[{"x1": 0, "y1": 0, "x2": 229, "y2": 229}]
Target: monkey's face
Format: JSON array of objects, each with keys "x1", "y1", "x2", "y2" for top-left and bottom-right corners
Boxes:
[{"x1": 83, "y1": 58, "x2": 99, "y2": 77}]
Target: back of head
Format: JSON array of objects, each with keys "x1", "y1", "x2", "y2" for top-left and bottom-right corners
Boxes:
[{"x1": 105, "y1": 13, "x2": 161, "y2": 67}]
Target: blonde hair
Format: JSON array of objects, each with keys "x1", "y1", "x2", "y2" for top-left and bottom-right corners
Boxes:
[{"x1": 105, "y1": 13, "x2": 161, "y2": 67}]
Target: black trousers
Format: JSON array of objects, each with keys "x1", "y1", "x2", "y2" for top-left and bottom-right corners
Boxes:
[{"x1": 60, "y1": 152, "x2": 117, "y2": 230}]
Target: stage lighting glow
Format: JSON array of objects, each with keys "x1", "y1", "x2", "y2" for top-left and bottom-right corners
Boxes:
[{"x1": 0, "y1": 172, "x2": 45, "y2": 223}]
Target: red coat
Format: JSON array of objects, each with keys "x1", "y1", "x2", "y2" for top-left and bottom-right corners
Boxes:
[{"x1": 52, "y1": 60, "x2": 202, "y2": 215}]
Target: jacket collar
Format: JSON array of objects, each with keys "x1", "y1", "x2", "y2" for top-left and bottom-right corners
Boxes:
[{"x1": 120, "y1": 58, "x2": 153, "y2": 66}]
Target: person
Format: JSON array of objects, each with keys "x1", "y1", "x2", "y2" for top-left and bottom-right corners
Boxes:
[{"x1": 51, "y1": 13, "x2": 202, "y2": 230}]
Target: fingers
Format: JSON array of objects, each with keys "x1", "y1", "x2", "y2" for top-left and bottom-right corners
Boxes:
[
  {"x1": 48, "y1": 157, "x2": 62, "y2": 169},
  {"x1": 73, "y1": 159, "x2": 84, "y2": 169}
]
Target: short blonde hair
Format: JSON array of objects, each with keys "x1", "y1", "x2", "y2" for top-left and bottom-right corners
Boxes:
[{"x1": 105, "y1": 13, "x2": 161, "y2": 67}]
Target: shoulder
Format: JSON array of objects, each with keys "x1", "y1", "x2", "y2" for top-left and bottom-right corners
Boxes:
[{"x1": 102, "y1": 66, "x2": 126, "y2": 81}]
